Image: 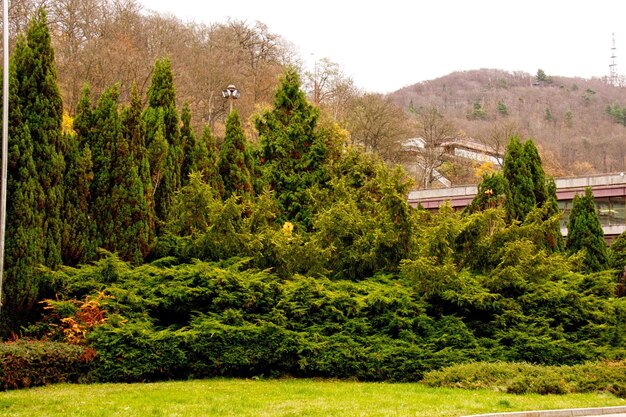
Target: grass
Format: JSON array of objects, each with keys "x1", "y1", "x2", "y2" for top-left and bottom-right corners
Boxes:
[{"x1": 0, "y1": 378, "x2": 624, "y2": 417}]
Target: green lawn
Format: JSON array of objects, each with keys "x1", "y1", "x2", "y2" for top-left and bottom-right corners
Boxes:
[{"x1": 0, "y1": 378, "x2": 624, "y2": 417}]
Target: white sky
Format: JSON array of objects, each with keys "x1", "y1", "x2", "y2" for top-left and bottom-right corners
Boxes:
[{"x1": 138, "y1": 0, "x2": 626, "y2": 93}]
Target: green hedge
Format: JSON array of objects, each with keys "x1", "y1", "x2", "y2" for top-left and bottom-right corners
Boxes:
[
  {"x1": 85, "y1": 317, "x2": 487, "y2": 383},
  {"x1": 86, "y1": 322, "x2": 187, "y2": 383},
  {"x1": 421, "y1": 360, "x2": 626, "y2": 397},
  {"x1": 0, "y1": 340, "x2": 94, "y2": 390}
]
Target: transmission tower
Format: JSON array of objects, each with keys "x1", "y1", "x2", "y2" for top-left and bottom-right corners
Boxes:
[{"x1": 610, "y1": 33, "x2": 618, "y2": 86}]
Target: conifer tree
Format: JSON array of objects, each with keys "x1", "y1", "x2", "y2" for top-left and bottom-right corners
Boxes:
[
  {"x1": 61, "y1": 132, "x2": 95, "y2": 265},
  {"x1": 523, "y1": 140, "x2": 547, "y2": 206},
  {"x1": 60, "y1": 84, "x2": 97, "y2": 266},
  {"x1": 73, "y1": 85, "x2": 94, "y2": 139},
  {"x1": 121, "y1": 82, "x2": 155, "y2": 244},
  {"x1": 2, "y1": 46, "x2": 45, "y2": 320},
  {"x1": 255, "y1": 67, "x2": 329, "y2": 228},
  {"x1": 110, "y1": 108, "x2": 152, "y2": 264},
  {"x1": 202, "y1": 125, "x2": 224, "y2": 195},
  {"x1": 89, "y1": 85, "x2": 120, "y2": 249},
  {"x1": 147, "y1": 111, "x2": 169, "y2": 205},
  {"x1": 144, "y1": 58, "x2": 182, "y2": 223},
  {"x1": 566, "y1": 187, "x2": 608, "y2": 272},
  {"x1": 180, "y1": 102, "x2": 196, "y2": 186},
  {"x1": 543, "y1": 177, "x2": 565, "y2": 251},
  {"x1": 464, "y1": 172, "x2": 508, "y2": 214},
  {"x1": 2, "y1": 9, "x2": 64, "y2": 322},
  {"x1": 503, "y1": 136, "x2": 535, "y2": 222},
  {"x1": 189, "y1": 124, "x2": 223, "y2": 194},
  {"x1": 13, "y1": 8, "x2": 65, "y2": 267},
  {"x1": 219, "y1": 110, "x2": 253, "y2": 198}
]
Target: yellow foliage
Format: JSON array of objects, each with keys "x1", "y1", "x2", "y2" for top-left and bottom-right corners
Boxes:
[
  {"x1": 474, "y1": 161, "x2": 495, "y2": 181},
  {"x1": 62, "y1": 111, "x2": 75, "y2": 136},
  {"x1": 281, "y1": 221, "x2": 294, "y2": 238}
]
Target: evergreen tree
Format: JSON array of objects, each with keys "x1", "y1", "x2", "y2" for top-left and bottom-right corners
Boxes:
[
  {"x1": 464, "y1": 172, "x2": 508, "y2": 214},
  {"x1": 542, "y1": 177, "x2": 564, "y2": 251},
  {"x1": 255, "y1": 67, "x2": 329, "y2": 228},
  {"x1": 180, "y1": 102, "x2": 196, "y2": 186},
  {"x1": 2, "y1": 9, "x2": 65, "y2": 324},
  {"x1": 566, "y1": 187, "x2": 608, "y2": 272},
  {"x1": 13, "y1": 8, "x2": 65, "y2": 268},
  {"x1": 2, "y1": 46, "x2": 45, "y2": 322},
  {"x1": 193, "y1": 124, "x2": 223, "y2": 194},
  {"x1": 218, "y1": 110, "x2": 253, "y2": 198},
  {"x1": 608, "y1": 231, "x2": 626, "y2": 297},
  {"x1": 89, "y1": 85, "x2": 120, "y2": 249},
  {"x1": 73, "y1": 84, "x2": 94, "y2": 142},
  {"x1": 497, "y1": 100, "x2": 509, "y2": 117},
  {"x1": 61, "y1": 84, "x2": 97, "y2": 266},
  {"x1": 121, "y1": 82, "x2": 155, "y2": 247},
  {"x1": 110, "y1": 107, "x2": 153, "y2": 264},
  {"x1": 61, "y1": 132, "x2": 95, "y2": 265},
  {"x1": 523, "y1": 140, "x2": 547, "y2": 206},
  {"x1": 147, "y1": 111, "x2": 169, "y2": 208},
  {"x1": 144, "y1": 58, "x2": 182, "y2": 223},
  {"x1": 503, "y1": 136, "x2": 535, "y2": 222}
]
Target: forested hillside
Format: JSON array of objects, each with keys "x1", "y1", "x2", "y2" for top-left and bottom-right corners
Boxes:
[{"x1": 393, "y1": 69, "x2": 626, "y2": 177}]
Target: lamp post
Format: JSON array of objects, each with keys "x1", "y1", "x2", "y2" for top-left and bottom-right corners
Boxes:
[{"x1": 221, "y1": 84, "x2": 240, "y2": 113}]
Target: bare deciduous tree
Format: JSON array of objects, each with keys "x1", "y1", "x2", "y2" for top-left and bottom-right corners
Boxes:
[
  {"x1": 410, "y1": 106, "x2": 457, "y2": 188},
  {"x1": 344, "y1": 93, "x2": 414, "y2": 165}
]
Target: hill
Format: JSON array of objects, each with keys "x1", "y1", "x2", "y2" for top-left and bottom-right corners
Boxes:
[{"x1": 391, "y1": 69, "x2": 626, "y2": 178}]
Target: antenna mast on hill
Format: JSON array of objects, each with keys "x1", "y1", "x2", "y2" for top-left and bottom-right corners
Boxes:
[{"x1": 609, "y1": 33, "x2": 619, "y2": 86}]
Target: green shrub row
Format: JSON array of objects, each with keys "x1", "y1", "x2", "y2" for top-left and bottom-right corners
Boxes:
[
  {"x1": 0, "y1": 340, "x2": 95, "y2": 390},
  {"x1": 36, "y1": 253, "x2": 623, "y2": 385},
  {"x1": 86, "y1": 317, "x2": 492, "y2": 383},
  {"x1": 421, "y1": 361, "x2": 626, "y2": 397}
]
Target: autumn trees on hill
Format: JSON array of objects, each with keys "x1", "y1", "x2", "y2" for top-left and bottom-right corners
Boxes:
[{"x1": 395, "y1": 68, "x2": 626, "y2": 177}]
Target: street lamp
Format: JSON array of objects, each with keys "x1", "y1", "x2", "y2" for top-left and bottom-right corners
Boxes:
[{"x1": 221, "y1": 84, "x2": 240, "y2": 113}]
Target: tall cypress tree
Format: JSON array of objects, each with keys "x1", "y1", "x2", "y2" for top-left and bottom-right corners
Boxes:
[
  {"x1": 201, "y1": 124, "x2": 224, "y2": 195},
  {"x1": 110, "y1": 98, "x2": 152, "y2": 264},
  {"x1": 89, "y1": 85, "x2": 120, "y2": 249},
  {"x1": 185, "y1": 123, "x2": 223, "y2": 195},
  {"x1": 2, "y1": 9, "x2": 64, "y2": 325},
  {"x1": 566, "y1": 187, "x2": 608, "y2": 272},
  {"x1": 503, "y1": 136, "x2": 535, "y2": 222},
  {"x1": 219, "y1": 110, "x2": 253, "y2": 198},
  {"x1": 255, "y1": 67, "x2": 329, "y2": 228},
  {"x1": 523, "y1": 140, "x2": 547, "y2": 206},
  {"x1": 144, "y1": 58, "x2": 182, "y2": 224},
  {"x1": 121, "y1": 82, "x2": 155, "y2": 248},
  {"x1": 13, "y1": 8, "x2": 65, "y2": 267},
  {"x1": 147, "y1": 111, "x2": 169, "y2": 209},
  {"x1": 61, "y1": 131, "x2": 95, "y2": 266},
  {"x1": 2, "y1": 45, "x2": 45, "y2": 322},
  {"x1": 180, "y1": 102, "x2": 196, "y2": 186},
  {"x1": 543, "y1": 177, "x2": 564, "y2": 251},
  {"x1": 61, "y1": 84, "x2": 97, "y2": 266}
]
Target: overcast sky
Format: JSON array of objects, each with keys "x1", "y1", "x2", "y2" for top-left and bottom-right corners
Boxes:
[{"x1": 138, "y1": 0, "x2": 626, "y2": 93}]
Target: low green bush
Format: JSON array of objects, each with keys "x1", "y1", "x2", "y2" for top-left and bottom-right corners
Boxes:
[
  {"x1": 0, "y1": 340, "x2": 94, "y2": 390},
  {"x1": 87, "y1": 321, "x2": 187, "y2": 383},
  {"x1": 421, "y1": 360, "x2": 626, "y2": 397},
  {"x1": 184, "y1": 318, "x2": 301, "y2": 378},
  {"x1": 508, "y1": 372, "x2": 569, "y2": 395}
]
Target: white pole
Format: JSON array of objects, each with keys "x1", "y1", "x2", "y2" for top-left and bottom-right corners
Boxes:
[{"x1": 0, "y1": 0, "x2": 9, "y2": 311}]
